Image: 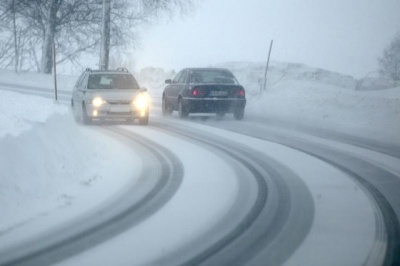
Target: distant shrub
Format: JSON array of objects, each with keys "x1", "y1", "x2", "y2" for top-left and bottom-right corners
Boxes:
[{"x1": 379, "y1": 32, "x2": 400, "y2": 82}]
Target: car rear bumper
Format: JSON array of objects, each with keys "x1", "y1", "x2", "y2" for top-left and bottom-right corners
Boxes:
[{"x1": 183, "y1": 97, "x2": 246, "y2": 113}]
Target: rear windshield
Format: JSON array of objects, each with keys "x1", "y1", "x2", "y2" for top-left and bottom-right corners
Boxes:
[
  {"x1": 188, "y1": 69, "x2": 238, "y2": 84},
  {"x1": 88, "y1": 74, "x2": 139, "y2": 90}
]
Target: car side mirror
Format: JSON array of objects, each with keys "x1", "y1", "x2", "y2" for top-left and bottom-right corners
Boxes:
[
  {"x1": 140, "y1": 87, "x2": 147, "y2": 92},
  {"x1": 165, "y1": 79, "x2": 172, "y2": 84}
]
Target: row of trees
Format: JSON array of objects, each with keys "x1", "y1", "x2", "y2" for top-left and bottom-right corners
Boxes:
[{"x1": 0, "y1": 0, "x2": 193, "y2": 74}]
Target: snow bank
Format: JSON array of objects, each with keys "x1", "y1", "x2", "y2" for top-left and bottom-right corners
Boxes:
[
  {"x1": 248, "y1": 80, "x2": 400, "y2": 144},
  {"x1": 0, "y1": 90, "x2": 138, "y2": 235},
  {"x1": 0, "y1": 90, "x2": 67, "y2": 137},
  {"x1": 225, "y1": 61, "x2": 400, "y2": 144},
  {"x1": 0, "y1": 69, "x2": 76, "y2": 93},
  {"x1": 215, "y1": 61, "x2": 358, "y2": 96}
]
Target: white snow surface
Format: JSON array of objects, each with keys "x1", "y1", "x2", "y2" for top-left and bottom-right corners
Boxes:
[
  {"x1": 0, "y1": 61, "x2": 400, "y2": 264},
  {"x1": 0, "y1": 89, "x2": 140, "y2": 243}
]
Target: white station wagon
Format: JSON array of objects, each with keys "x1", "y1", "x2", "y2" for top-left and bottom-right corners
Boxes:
[{"x1": 71, "y1": 68, "x2": 150, "y2": 125}]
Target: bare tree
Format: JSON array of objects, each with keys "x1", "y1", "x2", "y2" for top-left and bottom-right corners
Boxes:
[
  {"x1": 379, "y1": 32, "x2": 400, "y2": 82},
  {"x1": 18, "y1": 0, "x2": 103, "y2": 73},
  {"x1": 0, "y1": 0, "x2": 28, "y2": 72},
  {"x1": 1, "y1": 0, "x2": 195, "y2": 73}
]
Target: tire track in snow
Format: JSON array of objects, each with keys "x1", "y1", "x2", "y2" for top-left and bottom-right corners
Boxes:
[
  {"x1": 151, "y1": 120, "x2": 315, "y2": 266},
  {"x1": 0, "y1": 127, "x2": 184, "y2": 266},
  {"x1": 205, "y1": 120, "x2": 400, "y2": 266}
]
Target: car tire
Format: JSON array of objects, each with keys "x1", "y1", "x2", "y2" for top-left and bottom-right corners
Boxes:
[
  {"x1": 178, "y1": 98, "x2": 189, "y2": 119},
  {"x1": 138, "y1": 115, "x2": 149, "y2": 125},
  {"x1": 233, "y1": 108, "x2": 244, "y2": 120},
  {"x1": 82, "y1": 103, "x2": 92, "y2": 125},
  {"x1": 162, "y1": 96, "x2": 173, "y2": 116}
]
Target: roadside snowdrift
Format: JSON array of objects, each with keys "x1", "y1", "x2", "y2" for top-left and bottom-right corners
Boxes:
[
  {"x1": 0, "y1": 90, "x2": 138, "y2": 234},
  {"x1": 232, "y1": 62, "x2": 400, "y2": 144},
  {"x1": 247, "y1": 80, "x2": 400, "y2": 144}
]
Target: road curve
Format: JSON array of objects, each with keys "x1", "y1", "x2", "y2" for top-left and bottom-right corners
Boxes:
[
  {"x1": 0, "y1": 127, "x2": 184, "y2": 266},
  {"x1": 188, "y1": 117, "x2": 400, "y2": 266},
  {"x1": 2, "y1": 86, "x2": 399, "y2": 265},
  {"x1": 148, "y1": 120, "x2": 315, "y2": 266}
]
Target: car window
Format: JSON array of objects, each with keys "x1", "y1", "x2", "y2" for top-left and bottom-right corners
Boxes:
[
  {"x1": 87, "y1": 74, "x2": 139, "y2": 90},
  {"x1": 178, "y1": 70, "x2": 187, "y2": 84},
  {"x1": 75, "y1": 73, "x2": 84, "y2": 88},
  {"x1": 80, "y1": 74, "x2": 89, "y2": 89},
  {"x1": 173, "y1": 71, "x2": 183, "y2": 84},
  {"x1": 189, "y1": 69, "x2": 238, "y2": 84}
]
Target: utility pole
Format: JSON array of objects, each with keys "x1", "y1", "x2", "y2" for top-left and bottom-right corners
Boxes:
[
  {"x1": 52, "y1": 43, "x2": 58, "y2": 101},
  {"x1": 263, "y1": 40, "x2": 273, "y2": 91},
  {"x1": 100, "y1": 0, "x2": 111, "y2": 70}
]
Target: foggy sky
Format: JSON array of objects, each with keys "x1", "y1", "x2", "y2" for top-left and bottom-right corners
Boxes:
[{"x1": 133, "y1": 0, "x2": 400, "y2": 78}]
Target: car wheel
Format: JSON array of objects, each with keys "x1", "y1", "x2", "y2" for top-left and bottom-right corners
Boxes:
[
  {"x1": 178, "y1": 98, "x2": 189, "y2": 119},
  {"x1": 162, "y1": 96, "x2": 173, "y2": 116},
  {"x1": 233, "y1": 108, "x2": 244, "y2": 120},
  {"x1": 82, "y1": 103, "x2": 92, "y2": 125},
  {"x1": 138, "y1": 115, "x2": 149, "y2": 125}
]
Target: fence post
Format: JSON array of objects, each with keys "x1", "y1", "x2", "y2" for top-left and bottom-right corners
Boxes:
[{"x1": 263, "y1": 40, "x2": 274, "y2": 91}]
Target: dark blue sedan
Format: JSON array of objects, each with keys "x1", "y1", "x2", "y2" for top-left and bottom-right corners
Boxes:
[{"x1": 162, "y1": 68, "x2": 246, "y2": 120}]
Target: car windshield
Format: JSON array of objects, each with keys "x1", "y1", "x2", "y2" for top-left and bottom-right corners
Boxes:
[
  {"x1": 88, "y1": 74, "x2": 139, "y2": 90},
  {"x1": 189, "y1": 69, "x2": 238, "y2": 84}
]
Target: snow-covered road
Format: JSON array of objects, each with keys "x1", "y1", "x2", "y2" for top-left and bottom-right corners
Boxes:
[{"x1": 1, "y1": 73, "x2": 400, "y2": 265}]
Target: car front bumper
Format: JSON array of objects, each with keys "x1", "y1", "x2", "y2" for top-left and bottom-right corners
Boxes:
[{"x1": 86, "y1": 104, "x2": 148, "y2": 119}]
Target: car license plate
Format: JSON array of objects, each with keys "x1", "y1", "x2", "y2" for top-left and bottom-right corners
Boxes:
[
  {"x1": 209, "y1": 91, "x2": 228, "y2": 96},
  {"x1": 110, "y1": 105, "x2": 130, "y2": 113}
]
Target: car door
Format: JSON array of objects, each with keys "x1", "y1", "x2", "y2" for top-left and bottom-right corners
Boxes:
[
  {"x1": 168, "y1": 70, "x2": 183, "y2": 110},
  {"x1": 177, "y1": 70, "x2": 188, "y2": 99},
  {"x1": 72, "y1": 73, "x2": 84, "y2": 112},
  {"x1": 75, "y1": 73, "x2": 89, "y2": 113}
]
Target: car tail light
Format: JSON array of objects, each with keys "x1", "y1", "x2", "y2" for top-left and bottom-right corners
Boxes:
[
  {"x1": 190, "y1": 87, "x2": 204, "y2": 97},
  {"x1": 234, "y1": 88, "x2": 245, "y2": 97}
]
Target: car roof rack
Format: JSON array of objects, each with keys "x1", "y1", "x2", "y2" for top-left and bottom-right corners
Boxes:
[{"x1": 116, "y1": 67, "x2": 129, "y2": 73}]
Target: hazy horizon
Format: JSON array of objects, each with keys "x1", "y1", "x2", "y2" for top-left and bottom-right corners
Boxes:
[{"x1": 132, "y1": 0, "x2": 400, "y2": 79}]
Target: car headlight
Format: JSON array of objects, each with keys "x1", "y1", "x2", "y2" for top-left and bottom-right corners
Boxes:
[
  {"x1": 133, "y1": 94, "x2": 149, "y2": 110},
  {"x1": 92, "y1": 97, "x2": 105, "y2": 107}
]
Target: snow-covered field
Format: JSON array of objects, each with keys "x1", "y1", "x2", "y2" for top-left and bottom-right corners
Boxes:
[{"x1": 0, "y1": 61, "x2": 399, "y2": 263}]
